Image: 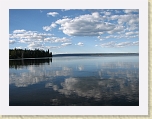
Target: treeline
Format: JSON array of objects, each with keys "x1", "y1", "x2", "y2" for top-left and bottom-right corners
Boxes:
[{"x1": 9, "y1": 48, "x2": 52, "y2": 59}]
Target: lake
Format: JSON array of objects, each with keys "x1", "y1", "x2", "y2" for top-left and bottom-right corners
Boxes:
[{"x1": 9, "y1": 55, "x2": 139, "y2": 106}]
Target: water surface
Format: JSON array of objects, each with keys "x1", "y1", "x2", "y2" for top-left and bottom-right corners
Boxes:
[{"x1": 9, "y1": 55, "x2": 139, "y2": 106}]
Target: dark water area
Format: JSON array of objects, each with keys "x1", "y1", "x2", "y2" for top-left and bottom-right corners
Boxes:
[{"x1": 9, "y1": 55, "x2": 139, "y2": 106}]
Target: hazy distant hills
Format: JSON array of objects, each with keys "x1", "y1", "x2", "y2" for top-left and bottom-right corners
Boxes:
[{"x1": 52, "y1": 53, "x2": 139, "y2": 57}]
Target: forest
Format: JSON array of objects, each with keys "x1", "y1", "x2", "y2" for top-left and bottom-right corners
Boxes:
[{"x1": 9, "y1": 48, "x2": 52, "y2": 59}]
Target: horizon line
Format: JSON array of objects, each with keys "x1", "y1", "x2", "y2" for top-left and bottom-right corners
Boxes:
[{"x1": 52, "y1": 52, "x2": 139, "y2": 55}]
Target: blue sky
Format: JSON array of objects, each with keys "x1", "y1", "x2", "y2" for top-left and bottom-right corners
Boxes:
[{"x1": 9, "y1": 9, "x2": 139, "y2": 54}]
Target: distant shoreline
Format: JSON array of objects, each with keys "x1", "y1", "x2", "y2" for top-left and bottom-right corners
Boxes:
[
  {"x1": 52, "y1": 53, "x2": 139, "y2": 57},
  {"x1": 9, "y1": 53, "x2": 139, "y2": 60}
]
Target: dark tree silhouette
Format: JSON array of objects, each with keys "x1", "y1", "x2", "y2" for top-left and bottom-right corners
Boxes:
[{"x1": 9, "y1": 48, "x2": 52, "y2": 59}]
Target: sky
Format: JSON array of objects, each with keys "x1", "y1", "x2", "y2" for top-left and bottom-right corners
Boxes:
[{"x1": 9, "y1": 9, "x2": 139, "y2": 54}]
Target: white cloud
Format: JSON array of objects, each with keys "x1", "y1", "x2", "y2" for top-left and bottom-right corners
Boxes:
[
  {"x1": 115, "y1": 10, "x2": 121, "y2": 14},
  {"x1": 54, "y1": 37, "x2": 70, "y2": 43},
  {"x1": 13, "y1": 29, "x2": 26, "y2": 34},
  {"x1": 100, "y1": 41, "x2": 139, "y2": 48},
  {"x1": 105, "y1": 12, "x2": 111, "y2": 16},
  {"x1": 124, "y1": 9, "x2": 139, "y2": 14},
  {"x1": 43, "y1": 23, "x2": 57, "y2": 31},
  {"x1": 46, "y1": 46, "x2": 60, "y2": 49},
  {"x1": 97, "y1": 36, "x2": 104, "y2": 41},
  {"x1": 15, "y1": 46, "x2": 22, "y2": 49},
  {"x1": 54, "y1": 11, "x2": 138, "y2": 37},
  {"x1": 92, "y1": 12, "x2": 100, "y2": 18},
  {"x1": 56, "y1": 18, "x2": 71, "y2": 24},
  {"x1": 43, "y1": 26, "x2": 51, "y2": 31},
  {"x1": 10, "y1": 30, "x2": 54, "y2": 44},
  {"x1": 61, "y1": 9, "x2": 71, "y2": 12},
  {"x1": 107, "y1": 25, "x2": 124, "y2": 34},
  {"x1": 55, "y1": 12, "x2": 116, "y2": 36},
  {"x1": 118, "y1": 15, "x2": 134, "y2": 24},
  {"x1": 109, "y1": 15, "x2": 119, "y2": 20},
  {"x1": 9, "y1": 40, "x2": 16, "y2": 44},
  {"x1": 128, "y1": 18, "x2": 139, "y2": 25},
  {"x1": 44, "y1": 37, "x2": 70, "y2": 43},
  {"x1": 109, "y1": 14, "x2": 139, "y2": 31},
  {"x1": 116, "y1": 42, "x2": 132, "y2": 47},
  {"x1": 47, "y1": 12, "x2": 59, "y2": 17},
  {"x1": 100, "y1": 41, "x2": 116, "y2": 47},
  {"x1": 28, "y1": 43, "x2": 60, "y2": 50},
  {"x1": 132, "y1": 41, "x2": 139, "y2": 45},
  {"x1": 51, "y1": 23, "x2": 57, "y2": 28},
  {"x1": 61, "y1": 43, "x2": 72, "y2": 46},
  {"x1": 19, "y1": 39, "x2": 31, "y2": 43},
  {"x1": 28, "y1": 42, "x2": 42, "y2": 49},
  {"x1": 125, "y1": 31, "x2": 138, "y2": 36},
  {"x1": 10, "y1": 30, "x2": 71, "y2": 50},
  {"x1": 76, "y1": 42, "x2": 84, "y2": 46}
]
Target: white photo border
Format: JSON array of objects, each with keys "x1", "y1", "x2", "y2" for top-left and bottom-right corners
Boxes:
[{"x1": 0, "y1": 0, "x2": 148, "y2": 115}]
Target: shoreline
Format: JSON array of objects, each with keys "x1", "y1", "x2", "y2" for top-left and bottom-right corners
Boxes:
[{"x1": 9, "y1": 53, "x2": 139, "y2": 60}]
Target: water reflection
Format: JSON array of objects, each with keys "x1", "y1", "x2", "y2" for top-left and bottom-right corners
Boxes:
[
  {"x1": 52, "y1": 77, "x2": 139, "y2": 102},
  {"x1": 9, "y1": 58, "x2": 52, "y2": 69},
  {"x1": 9, "y1": 56, "x2": 139, "y2": 106}
]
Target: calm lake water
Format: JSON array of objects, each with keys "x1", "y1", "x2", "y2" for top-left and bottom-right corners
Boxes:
[{"x1": 9, "y1": 55, "x2": 139, "y2": 106}]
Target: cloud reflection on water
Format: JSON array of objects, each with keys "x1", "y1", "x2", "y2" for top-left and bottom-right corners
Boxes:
[{"x1": 9, "y1": 56, "x2": 139, "y2": 103}]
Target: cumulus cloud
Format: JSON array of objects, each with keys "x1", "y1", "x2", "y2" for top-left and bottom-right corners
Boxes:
[
  {"x1": 13, "y1": 29, "x2": 26, "y2": 34},
  {"x1": 99, "y1": 41, "x2": 139, "y2": 47},
  {"x1": 124, "y1": 9, "x2": 139, "y2": 14},
  {"x1": 118, "y1": 15, "x2": 137, "y2": 24},
  {"x1": 99, "y1": 31, "x2": 138, "y2": 40},
  {"x1": 55, "y1": 18, "x2": 71, "y2": 25},
  {"x1": 115, "y1": 10, "x2": 121, "y2": 14},
  {"x1": 100, "y1": 41, "x2": 116, "y2": 47},
  {"x1": 9, "y1": 29, "x2": 71, "y2": 50},
  {"x1": 44, "y1": 37, "x2": 70, "y2": 43},
  {"x1": 107, "y1": 25, "x2": 124, "y2": 34},
  {"x1": 116, "y1": 42, "x2": 133, "y2": 47},
  {"x1": 55, "y1": 12, "x2": 115, "y2": 36},
  {"x1": 9, "y1": 40, "x2": 16, "y2": 44},
  {"x1": 19, "y1": 39, "x2": 31, "y2": 43},
  {"x1": 10, "y1": 30, "x2": 53, "y2": 44},
  {"x1": 28, "y1": 42, "x2": 43, "y2": 49},
  {"x1": 43, "y1": 26, "x2": 51, "y2": 31},
  {"x1": 109, "y1": 14, "x2": 139, "y2": 32},
  {"x1": 47, "y1": 12, "x2": 59, "y2": 17},
  {"x1": 125, "y1": 31, "x2": 138, "y2": 36},
  {"x1": 105, "y1": 12, "x2": 111, "y2": 16},
  {"x1": 10, "y1": 30, "x2": 56, "y2": 43},
  {"x1": 76, "y1": 42, "x2": 84, "y2": 46},
  {"x1": 97, "y1": 36, "x2": 104, "y2": 41},
  {"x1": 54, "y1": 11, "x2": 138, "y2": 41},
  {"x1": 43, "y1": 23, "x2": 57, "y2": 31},
  {"x1": 132, "y1": 41, "x2": 139, "y2": 45},
  {"x1": 15, "y1": 46, "x2": 22, "y2": 49},
  {"x1": 61, "y1": 43, "x2": 72, "y2": 46},
  {"x1": 54, "y1": 37, "x2": 70, "y2": 43},
  {"x1": 46, "y1": 46, "x2": 60, "y2": 49},
  {"x1": 53, "y1": 11, "x2": 138, "y2": 37}
]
